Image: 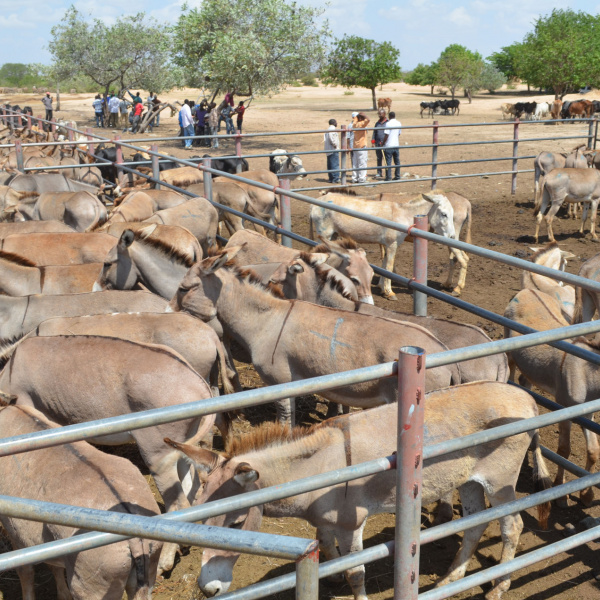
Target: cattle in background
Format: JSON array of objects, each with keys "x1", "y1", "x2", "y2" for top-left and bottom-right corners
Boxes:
[
  {"x1": 534, "y1": 102, "x2": 551, "y2": 120},
  {"x1": 269, "y1": 149, "x2": 307, "y2": 179},
  {"x1": 202, "y1": 154, "x2": 249, "y2": 175},
  {"x1": 568, "y1": 100, "x2": 594, "y2": 118},
  {"x1": 420, "y1": 101, "x2": 439, "y2": 118},
  {"x1": 592, "y1": 100, "x2": 600, "y2": 114},
  {"x1": 514, "y1": 101, "x2": 537, "y2": 119},
  {"x1": 501, "y1": 103, "x2": 516, "y2": 119},
  {"x1": 550, "y1": 99, "x2": 563, "y2": 121},
  {"x1": 560, "y1": 100, "x2": 586, "y2": 119},
  {"x1": 439, "y1": 99, "x2": 460, "y2": 115},
  {"x1": 377, "y1": 97, "x2": 392, "y2": 112}
]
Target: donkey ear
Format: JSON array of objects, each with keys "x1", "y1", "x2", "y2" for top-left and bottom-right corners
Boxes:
[
  {"x1": 233, "y1": 462, "x2": 259, "y2": 487},
  {"x1": 119, "y1": 229, "x2": 135, "y2": 250},
  {"x1": 164, "y1": 438, "x2": 221, "y2": 476},
  {"x1": 560, "y1": 250, "x2": 576, "y2": 260},
  {"x1": 309, "y1": 252, "x2": 329, "y2": 266},
  {"x1": 137, "y1": 224, "x2": 158, "y2": 239},
  {"x1": 288, "y1": 261, "x2": 304, "y2": 274}
]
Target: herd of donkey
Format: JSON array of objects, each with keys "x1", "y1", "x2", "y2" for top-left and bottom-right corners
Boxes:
[{"x1": 1, "y1": 115, "x2": 600, "y2": 600}]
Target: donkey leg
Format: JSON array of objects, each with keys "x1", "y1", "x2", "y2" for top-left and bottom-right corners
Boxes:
[
  {"x1": 436, "y1": 481, "x2": 487, "y2": 586},
  {"x1": 580, "y1": 427, "x2": 600, "y2": 506},
  {"x1": 441, "y1": 250, "x2": 456, "y2": 290},
  {"x1": 16, "y1": 563, "x2": 37, "y2": 600},
  {"x1": 452, "y1": 249, "x2": 469, "y2": 295},
  {"x1": 337, "y1": 524, "x2": 368, "y2": 600},
  {"x1": 579, "y1": 202, "x2": 589, "y2": 235},
  {"x1": 380, "y1": 241, "x2": 397, "y2": 300},
  {"x1": 276, "y1": 397, "x2": 295, "y2": 427},
  {"x1": 590, "y1": 200, "x2": 599, "y2": 239},
  {"x1": 318, "y1": 527, "x2": 344, "y2": 583},
  {"x1": 50, "y1": 565, "x2": 73, "y2": 600},
  {"x1": 553, "y1": 420, "x2": 572, "y2": 508}
]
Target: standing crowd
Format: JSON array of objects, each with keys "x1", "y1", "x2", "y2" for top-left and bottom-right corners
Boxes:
[
  {"x1": 87, "y1": 91, "x2": 162, "y2": 133},
  {"x1": 324, "y1": 108, "x2": 401, "y2": 184}
]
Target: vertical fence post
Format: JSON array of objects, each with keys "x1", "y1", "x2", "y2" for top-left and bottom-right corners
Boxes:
[
  {"x1": 588, "y1": 118, "x2": 595, "y2": 150},
  {"x1": 394, "y1": 346, "x2": 426, "y2": 600},
  {"x1": 340, "y1": 125, "x2": 347, "y2": 186},
  {"x1": 511, "y1": 118, "x2": 519, "y2": 196},
  {"x1": 114, "y1": 135, "x2": 123, "y2": 187},
  {"x1": 36, "y1": 115, "x2": 42, "y2": 131},
  {"x1": 26, "y1": 114, "x2": 31, "y2": 130},
  {"x1": 595, "y1": 119, "x2": 599, "y2": 151},
  {"x1": 278, "y1": 177, "x2": 292, "y2": 248},
  {"x1": 67, "y1": 127, "x2": 74, "y2": 143},
  {"x1": 412, "y1": 215, "x2": 428, "y2": 317},
  {"x1": 85, "y1": 128, "x2": 95, "y2": 157},
  {"x1": 203, "y1": 157, "x2": 213, "y2": 202},
  {"x1": 235, "y1": 133, "x2": 243, "y2": 173},
  {"x1": 51, "y1": 118, "x2": 56, "y2": 136},
  {"x1": 431, "y1": 121, "x2": 439, "y2": 190},
  {"x1": 295, "y1": 545, "x2": 319, "y2": 600},
  {"x1": 14, "y1": 139, "x2": 24, "y2": 173},
  {"x1": 151, "y1": 143, "x2": 161, "y2": 190},
  {"x1": 1, "y1": 107, "x2": 5, "y2": 125}
]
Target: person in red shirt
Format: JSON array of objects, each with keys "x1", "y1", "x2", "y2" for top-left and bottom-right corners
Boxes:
[
  {"x1": 235, "y1": 101, "x2": 246, "y2": 133},
  {"x1": 131, "y1": 101, "x2": 144, "y2": 133}
]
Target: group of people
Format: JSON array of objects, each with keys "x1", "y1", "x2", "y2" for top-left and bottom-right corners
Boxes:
[
  {"x1": 91, "y1": 91, "x2": 161, "y2": 133},
  {"x1": 324, "y1": 109, "x2": 401, "y2": 184},
  {"x1": 178, "y1": 92, "x2": 247, "y2": 149}
]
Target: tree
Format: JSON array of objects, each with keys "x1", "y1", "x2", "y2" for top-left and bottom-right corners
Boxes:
[
  {"x1": 516, "y1": 9, "x2": 600, "y2": 99},
  {"x1": 488, "y1": 44, "x2": 523, "y2": 81},
  {"x1": 404, "y1": 62, "x2": 438, "y2": 95},
  {"x1": 172, "y1": 0, "x2": 329, "y2": 98},
  {"x1": 436, "y1": 44, "x2": 484, "y2": 102},
  {"x1": 478, "y1": 64, "x2": 507, "y2": 94},
  {"x1": 322, "y1": 36, "x2": 401, "y2": 109},
  {"x1": 49, "y1": 6, "x2": 178, "y2": 100}
]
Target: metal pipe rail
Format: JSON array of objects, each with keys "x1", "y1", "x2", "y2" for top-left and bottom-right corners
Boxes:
[
  {"x1": 2, "y1": 319, "x2": 600, "y2": 459},
  {"x1": 0, "y1": 495, "x2": 317, "y2": 561},
  {"x1": 0, "y1": 455, "x2": 395, "y2": 572}
]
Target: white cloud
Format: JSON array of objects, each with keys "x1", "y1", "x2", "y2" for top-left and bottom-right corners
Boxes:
[{"x1": 448, "y1": 6, "x2": 475, "y2": 27}]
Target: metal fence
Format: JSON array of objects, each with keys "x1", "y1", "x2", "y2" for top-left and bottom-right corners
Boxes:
[{"x1": 1, "y1": 108, "x2": 600, "y2": 599}]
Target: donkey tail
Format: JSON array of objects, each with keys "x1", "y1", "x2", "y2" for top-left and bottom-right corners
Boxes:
[{"x1": 531, "y1": 431, "x2": 552, "y2": 529}]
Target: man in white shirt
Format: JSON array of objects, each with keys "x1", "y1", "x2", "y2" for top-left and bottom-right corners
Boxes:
[
  {"x1": 180, "y1": 100, "x2": 194, "y2": 149},
  {"x1": 323, "y1": 119, "x2": 340, "y2": 184},
  {"x1": 107, "y1": 94, "x2": 120, "y2": 128},
  {"x1": 383, "y1": 111, "x2": 401, "y2": 181}
]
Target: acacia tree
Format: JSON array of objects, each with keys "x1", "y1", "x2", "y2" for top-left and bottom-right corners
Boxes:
[
  {"x1": 404, "y1": 62, "x2": 438, "y2": 95},
  {"x1": 517, "y1": 9, "x2": 600, "y2": 99},
  {"x1": 322, "y1": 36, "x2": 401, "y2": 109},
  {"x1": 172, "y1": 0, "x2": 329, "y2": 99},
  {"x1": 436, "y1": 44, "x2": 484, "y2": 102},
  {"x1": 49, "y1": 7, "x2": 178, "y2": 99}
]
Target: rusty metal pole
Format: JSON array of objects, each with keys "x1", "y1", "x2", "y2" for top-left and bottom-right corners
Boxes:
[
  {"x1": 295, "y1": 545, "x2": 319, "y2": 600},
  {"x1": 151, "y1": 143, "x2": 161, "y2": 190},
  {"x1": 511, "y1": 118, "x2": 519, "y2": 196},
  {"x1": 51, "y1": 118, "x2": 56, "y2": 136},
  {"x1": 412, "y1": 215, "x2": 428, "y2": 317},
  {"x1": 394, "y1": 346, "x2": 426, "y2": 600},
  {"x1": 595, "y1": 119, "x2": 599, "y2": 151},
  {"x1": 235, "y1": 132, "x2": 243, "y2": 173},
  {"x1": 26, "y1": 114, "x2": 31, "y2": 130},
  {"x1": 114, "y1": 136, "x2": 124, "y2": 188},
  {"x1": 85, "y1": 128, "x2": 95, "y2": 157},
  {"x1": 202, "y1": 157, "x2": 213, "y2": 202},
  {"x1": 14, "y1": 139, "x2": 24, "y2": 173},
  {"x1": 588, "y1": 118, "x2": 595, "y2": 150},
  {"x1": 67, "y1": 127, "x2": 74, "y2": 143},
  {"x1": 278, "y1": 177, "x2": 292, "y2": 248},
  {"x1": 431, "y1": 121, "x2": 439, "y2": 190},
  {"x1": 340, "y1": 125, "x2": 347, "y2": 186},
  {"x1": 1, "y1": 107, "x2": 5, "y2": 125}
]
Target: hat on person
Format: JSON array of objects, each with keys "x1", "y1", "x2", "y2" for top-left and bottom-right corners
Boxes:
[
  {"x1": 357, "y1": 112, "x2": 366, "y2": 119},
  {"x1": 351, "y1": 112, "x2": 358, "y2": 118},
  {"x1": 46, "y1": 92, "x2": 50, "y2": 96}
]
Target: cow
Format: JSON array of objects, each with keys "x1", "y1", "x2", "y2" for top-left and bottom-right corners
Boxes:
[
  {"x1": 420, "y1": 101, "x2": 439, "y2": 118},
  {"x1": 550, "y1": 99, "x2": 563, "y2": 120},
  {"x1": 203, "y1": 154, "x2": 249, "y2": 175},
  {"x1": 568, "y1": 100, "x2": 594, "y2": 118},
  {"x1": 377, "y1": 97, "x2": 392, "y2": 112},
  {"x1": 514, "y1": 102, "x2": 537, "y2": 120},
  {"x1": 439, "y1": 99, "x2": 460, "y2": 115},
  {"x1": 501, "y1": 103, "x2": 516, "y2": 119},
  {"x1": 534, "y1": 102, "x2": 551, "y2": 120},
  {"x1": 269, "y1": 149, "x2": 307, "y2": 179}
]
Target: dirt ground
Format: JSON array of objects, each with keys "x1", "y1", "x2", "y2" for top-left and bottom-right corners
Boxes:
[{"x1": 2, "y1": 82, "x2": 600, "y2": 599}]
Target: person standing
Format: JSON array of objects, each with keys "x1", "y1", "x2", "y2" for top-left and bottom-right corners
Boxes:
[
  {"x1": 207, "y1": 103, "x2": 219, "y2": 148},
  {"x1": 351, "y1": 112, "x2": 370, "y2": 183},
  {"x1": 324, "y1": 119, "x2": 340, "y2": 184},
  {"x1": 221, "y1": 104, "x2": 235, "y2": 135},
  {"x1": 180, "y1": 100, "x2": 194, "y2": 149},
  {"x1": 119, "y1": 96, "x2": 130, "y2": 129},
  {"x1": 371, "y1": 109, "x2": 388, "y2": 179},
  {"x1": 383, "y1": 111, "x2": 401, "y2": 181},
  {"x1": 131, "y1": 100, "x2": 144, "y2": 134},
  {"x1": 108, "y1": 94, "x2": 120, "y2": 128},
  {"x1": 127, "y1": 90, "x2": 142, "y2": 106},
  {"x1": 92, "y1": 94, "x2": 104, "y2": 128},
  {"x1": 41, "y1": 92, "x2": 53, "y2": 122},
  {"x1": 347, "y1": 112, "x2": 355, "y2": 181},
  {"x1": 194, "y1": 103, "x2": 208, "y2": 147},
  {"x1": 235, "y1": 101, "x2": 246, "y2": 133}
]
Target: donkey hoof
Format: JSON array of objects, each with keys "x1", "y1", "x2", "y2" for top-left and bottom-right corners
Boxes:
[
  {"x1": 580, "y1": 488, "x2": 595, "y2": 507},
  {"x1": 383, "y1": 292, "x2": 397, "y2": 301},
  {"x1": 555, "y1": 495, "x2": 571, "y2": 509}
]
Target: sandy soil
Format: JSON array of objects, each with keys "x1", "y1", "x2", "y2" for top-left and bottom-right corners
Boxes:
[{"x1": 2, "y1": 82, "x2": 600, "y2": 600}]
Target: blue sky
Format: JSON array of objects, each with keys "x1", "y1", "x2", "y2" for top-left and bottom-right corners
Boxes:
[{"x1": 1, "y1": 0, "x2": 597, "y2": 70}]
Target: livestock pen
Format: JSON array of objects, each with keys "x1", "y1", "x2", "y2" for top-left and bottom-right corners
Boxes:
[{"x1": 2, "y1": 111, "x2": 600, "y2": 599}]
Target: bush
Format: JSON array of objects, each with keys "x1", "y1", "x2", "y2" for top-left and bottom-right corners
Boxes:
[
  {"x1": 344, "y1": 90, "x2": 354, "y2": 95},
  {"x1": 301, "y1": 74, "x2": 318, "y2": 86},
  {"x1": 291, "y1": 80, "x2": 302, "y2": 87}
]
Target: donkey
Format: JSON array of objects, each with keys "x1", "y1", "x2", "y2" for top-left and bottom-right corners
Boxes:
[
  {"x1": 574, "y1": 250, "x2": 600, "y2": 323},
  {"x1": 168, "y1": 246, "x2": 460, "y2": 424},
  {"x1": 168, "y1": 381, "x2": 551, "y2": 600},
  {"x1": 523, "y1": 243, "x2": 575, "y2": 322},
  {"x1": 0, "y1": 219, "x2": 74, "y2": 237},
  {"x1": 505, "y1": 288, "x2": 600, "y2": 506},
  {"x1": 309, "y1": 192, "x2": 455, "y2": 299},
  {"x1": 0, "y1": 335, "x2": 215, "y2": 574},
  {"x1": 0, "y1": 402, "x2": 162, "y2": 600}
]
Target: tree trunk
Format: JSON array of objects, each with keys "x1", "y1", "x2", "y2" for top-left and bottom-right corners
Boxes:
[
  {"x1": 451, "y1": 86, "x2": 456, "y2": 100},
  {"x1": 467, "y1": 89, "x2": 472, "y2": 104},
  {"x1": 56, "y1": 82, "x2": 61, "y2": 112},
  {"x1": 210, "y1": 88, "x2": 220, "y2": 104},
  {"x1": 371, "y1": 87, "x2": 377, "y2": 110},
  {"x1": 527, "y1": 83, "x2": 530, "y2": 92},
  {"x1": 430, "y1": 84, "x2": 434, "y2": 95}
]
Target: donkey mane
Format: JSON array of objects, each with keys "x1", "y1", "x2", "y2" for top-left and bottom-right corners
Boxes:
[
  {"x1": 573, "y1": 335, "x2": 600, "y2": 351},
  {"x1": 312, "y1": 236, "x2": 359, "y2": 254},
  {"x1": 133, "y1": 229, "x2": 196, "y2": 267},
  {"x1": 223, "y1": 260, "x2": 286, "y2": 299},
  {"x1": 0, "y1": 251, "x2": 37, "y2": 267},
  {"x1": 298, "y1": 252, "x2": 355, "y2": 301},
  {"x1": 530, "y1": 242, "x2": 559, "y2": 264}
]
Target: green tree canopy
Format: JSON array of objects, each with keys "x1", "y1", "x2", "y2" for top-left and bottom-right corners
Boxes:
[
  {"x1": 478, "y1": 64, "x2": 507, "y2": 94},
  {"x1": 488, "y1": 44, "x2": 523, "y2": 81},
  {"x1": 516, "y1": 9, "x2": 600, "y2": 98},
  {"x1": 404, "y1": 62, "x2": 438, "y2": 95},
  {"x1": 172, "y1": 0, "x2": 329, "y2": 98},
  {"x1": 49, "y1": 6, "x2": 178, "y2": 98},
  {"x1": 322, "y1": 35, "x2": 401, "y2": 109},
  {"x1": 436, "y1": 44, "x2": 484, "y2": 102}
]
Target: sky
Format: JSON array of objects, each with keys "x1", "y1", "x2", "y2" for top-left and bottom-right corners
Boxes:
[{"x1": 1, "y1": 0, "x2": 598, "y2": 70}]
